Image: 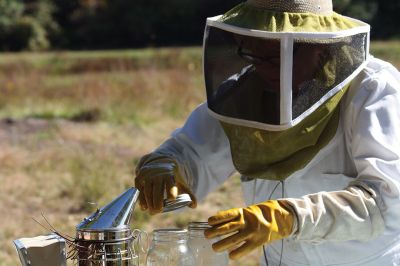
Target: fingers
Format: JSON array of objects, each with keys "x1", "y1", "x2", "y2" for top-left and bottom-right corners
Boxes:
[
  {"x1": 178, "y1": 186, "x2": 197, "y2": 209},
  {"x1": 138, "y1": 188, "x2": 148, "y2": 211},
  {"x1": 144, "y1": 180, "x2": 155, "y2": 213},
  {"x1": 138, "y1": 175, "x2": 181, "y2": 214},
  {"x1": 135, "y1": 177, "x2": 148, "y2": 211},
  {"x1": 204, "y1": 220, "x2": 242, "y2": 238},
  {"x1": 207, "y1": 226, "x2": 257, "y2": 260},
  {"x1": 176, "y1": 183, "x2": 197, "y2": 208},
  {"x1": 139, "y1": 165, "x2": 171, "y2": 178},
  {"x1": 135, "y1": 159, "x2": 197, "y2": 214},
  {"x1": 142, "y1": 178, "x2": 165, "y2": 215},
  {"x1": 211, "y1": 231, "x2": 249, "y2": 252},
  {"x1": 187, "y1": 191, "x2": 197, "y2": 208},
  {"x1": 136, "y1": 163, "x2": 173, "y2": 214},
  {"x1": 152, "y1": 178, "x2": 165, "y2": 213},
  {"x1": 229, "y1": 241, "x2": 258, "y2": 260},
  {"x1": 208, "y1": 209, "x2": 241, "y2": 226}
]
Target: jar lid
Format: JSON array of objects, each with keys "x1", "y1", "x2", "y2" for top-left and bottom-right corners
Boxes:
[{"x1": 163, "y1": 193, "x2": 192, "y2": 213}]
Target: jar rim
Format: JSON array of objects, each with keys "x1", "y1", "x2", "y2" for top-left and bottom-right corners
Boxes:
[
  {"x1": 152, "y1": 228, "x2": 188, "y2": 242},
  {"x1": 153, "y1": 228, "x2": 187, "y2": 234},
  {"x1": 188, "y1": 221, "x2": 210, "y2": 231}
]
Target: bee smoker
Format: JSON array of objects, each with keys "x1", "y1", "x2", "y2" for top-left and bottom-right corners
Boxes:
[{"x1": 74, "y1": 187, "x2": 144, "y2": 266}]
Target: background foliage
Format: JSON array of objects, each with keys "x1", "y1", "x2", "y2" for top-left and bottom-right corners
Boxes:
[{"x1": 0, "y1": 0, "x2": 399, "y2": 51}]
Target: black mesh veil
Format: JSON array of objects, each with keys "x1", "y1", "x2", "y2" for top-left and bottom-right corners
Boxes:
[
  {"x1": 204, "y1": 24, "x2": 368, "y2": 127},
  {"x1": 204, "y1": 26, "x2": 282, "y2": 125},
  {"x1": 291, "y1": 33, "x2": 367, "y2": 118}
]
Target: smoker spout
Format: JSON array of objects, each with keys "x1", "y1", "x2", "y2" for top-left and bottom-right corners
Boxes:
[{"x1": 76, "y1": 187, "x2": 140, "y2": 231}]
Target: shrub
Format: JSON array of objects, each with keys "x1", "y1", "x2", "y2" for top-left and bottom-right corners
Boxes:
[
  {"x1": 0, "y1": 0, "x2": 56, "y2": 51},
  {"x1": 12, "y1": 16, "x2": 49, "y2": 51}
]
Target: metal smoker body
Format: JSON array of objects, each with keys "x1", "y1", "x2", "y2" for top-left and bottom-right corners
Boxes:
[{"x1": 75, "y1": 187, "x2": 141, "y2": 266}]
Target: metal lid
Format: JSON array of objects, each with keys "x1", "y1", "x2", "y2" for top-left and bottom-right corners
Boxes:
[
  {"x1": 76, "y1": 187, "x2": 140, "y2": 241},
  {"x1": 163, "y1": 193, "x2": 192, "y2": 213}
]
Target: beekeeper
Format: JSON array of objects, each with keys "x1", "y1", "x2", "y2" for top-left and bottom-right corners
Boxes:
[{"x1": 135, "y1": 0, "x2": 400, "y2": 265}]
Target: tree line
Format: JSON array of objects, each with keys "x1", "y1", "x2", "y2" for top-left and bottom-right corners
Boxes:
[{"x1": 0, "y1": 0, "x2": 399, "y2": 51}]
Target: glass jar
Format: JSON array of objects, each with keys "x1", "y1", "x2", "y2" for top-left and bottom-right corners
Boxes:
[
  {"x1": 187, "y1": 222, "x2": 229, "y2": 266},
  {"x1": 146, "y1": 228, "x2": 195, "y2": 266}
]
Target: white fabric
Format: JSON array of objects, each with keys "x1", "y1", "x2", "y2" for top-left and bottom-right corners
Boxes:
[{"x1": 151, "y1": 57, "x2": 400, "y2": 265}]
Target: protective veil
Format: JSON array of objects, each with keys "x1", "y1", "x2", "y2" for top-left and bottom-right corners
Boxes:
[{"x1": 203, "y1": 0, "x2": 370, "y2": 180}]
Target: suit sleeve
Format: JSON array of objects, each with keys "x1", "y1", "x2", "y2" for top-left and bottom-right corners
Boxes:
[
  {"x1": 151, "y1": 103, "x2": 236, "y2": 201},
  {"x1": 284, "y1": 64, "x2": 400, "y2": 242}
]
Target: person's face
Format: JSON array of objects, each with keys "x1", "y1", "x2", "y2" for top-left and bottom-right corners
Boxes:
[
  {"x1": 292, "y1": 43, "x2": 328, "y2": 93},
  {"x1": 237, "y1": 36, "x2": 328, "y2": 93},
  {"x1": 237, "y1": 36, "x2": 281, "y2": 91}
]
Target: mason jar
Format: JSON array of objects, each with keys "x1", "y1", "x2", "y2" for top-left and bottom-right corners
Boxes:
[
  {"x1": 187, "y1": 222, "x2": 229, "y2": 266},
  {"x1": 146, "y1": 228, "x2": 195, "y2": 266}
]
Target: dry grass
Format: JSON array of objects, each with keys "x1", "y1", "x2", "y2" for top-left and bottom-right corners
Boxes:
[
  {"x1": 0, "y1": 42, "x2": 398, "y2": 266},
  {"x1": 0, "y1": 47, "x2": 258, "y2": 266},
  {"x1": 370, "y1": 40, "x2": 400, "y2": 67},
  {"x1": 0, "y1": 117, "x2": 257, "y2": 265}
]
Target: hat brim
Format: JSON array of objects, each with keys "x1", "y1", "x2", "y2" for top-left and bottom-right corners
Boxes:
[{"x1": 220, "y1": 3, "x2": 364, "y2": 34}]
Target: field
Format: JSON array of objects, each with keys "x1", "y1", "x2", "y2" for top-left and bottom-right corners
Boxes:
[{"x1": 1, "y1": 42, "x2": 399, "y2": 265}]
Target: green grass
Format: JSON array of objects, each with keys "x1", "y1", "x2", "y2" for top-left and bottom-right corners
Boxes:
[
  {"x1": 370, "y1": 41, "x2": 400, "y2": 67},
  {"x1": 0, "y1": 47, "x2": 205, "y2": 127},
  {"x1": 0, "y1": 47, "x2": 203, "y2": 75}
]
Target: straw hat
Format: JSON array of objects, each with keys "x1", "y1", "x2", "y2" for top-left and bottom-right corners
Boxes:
[
  {"x1": 219, "y1": 0, "x2": 361, "y2": 33},
  {"x1": 247, "y1": 0, "x2": 333, "y2": 15}
]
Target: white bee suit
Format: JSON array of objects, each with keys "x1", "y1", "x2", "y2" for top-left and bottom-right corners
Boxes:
[{"x1": 154, "y1": 57, "x2": 400, "y2": 265}]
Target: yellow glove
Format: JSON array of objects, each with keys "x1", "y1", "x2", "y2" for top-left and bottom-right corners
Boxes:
[
  {"x1": 204, "y1": 200, "x2": 294, "y2": 260},
  {"x1": 135, "y1": 153, "x2": 197, "y2": 215}
]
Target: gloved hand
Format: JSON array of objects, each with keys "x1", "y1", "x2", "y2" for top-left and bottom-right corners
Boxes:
[
  {"x1": 204, "y1": 200, "x2": 295, "y2": 260},
  {"x1": 135, "y1": 153, "x2": 197, "y2": 215}
]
